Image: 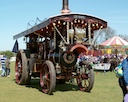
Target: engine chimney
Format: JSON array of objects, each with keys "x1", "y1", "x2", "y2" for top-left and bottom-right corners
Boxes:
[{"x1": 61, "y1": 0, "x2": 71, "y2": 14}]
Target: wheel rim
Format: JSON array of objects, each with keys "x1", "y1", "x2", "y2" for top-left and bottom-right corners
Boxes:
[
  {"x1": 15, "y1": 53, "x2": 22, "y2": 84},
  {"x1": 40, "y1": 61, "x2": 56, "y2": 94},
  {"x1": 15, "y1": 50, "x2": 30, "y2": 85},
  {"x1": 40, "y1": 64, "x2": 50, "y2": 93},
  {"x1": 77, "y1": 66, "x2": 94, "y2": 92}
]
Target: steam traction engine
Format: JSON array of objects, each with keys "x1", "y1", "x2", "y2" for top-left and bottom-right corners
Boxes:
[{"x1": 13, "y1": 0, "x2": 107, "y2": 95}]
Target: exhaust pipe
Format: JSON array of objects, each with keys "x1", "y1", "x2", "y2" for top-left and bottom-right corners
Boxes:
[{"x1": 61, "y1": 0, "x2": 71, "y2": 14}]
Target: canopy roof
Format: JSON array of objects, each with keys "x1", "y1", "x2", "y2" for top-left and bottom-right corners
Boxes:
[
  {"x1": 13, "y1": 13, "x2": 107, "y2": 40},
  {"x1": 100, "y1": 36, "x2": 128, "y2": 46}
]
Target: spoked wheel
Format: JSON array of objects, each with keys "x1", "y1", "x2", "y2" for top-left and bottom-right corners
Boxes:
[
  {"x1": 15, "y1": 50, "x2": 30, "y2": 85},
  {"x1": 77, "y1": 65, "x2": 94, "y2": 92},
  {"x1": 40, "y1": 60, "x2": 56, "y2": 95}
]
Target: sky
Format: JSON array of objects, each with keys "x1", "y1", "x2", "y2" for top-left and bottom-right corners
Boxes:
[{"x1": 0, "y1": 0, "x2": 128, "y2": 51}]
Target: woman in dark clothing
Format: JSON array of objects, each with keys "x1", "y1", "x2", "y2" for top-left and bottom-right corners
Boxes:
[{"x1": 119, "y1": 55, "x2": 128, "y2": 102}]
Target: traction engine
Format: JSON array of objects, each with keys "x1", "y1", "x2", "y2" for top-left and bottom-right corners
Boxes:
[{"x1": 13, "y1": 0, "x2": 107, "y2": 95}]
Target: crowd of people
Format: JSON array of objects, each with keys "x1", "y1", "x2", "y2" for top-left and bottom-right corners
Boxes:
[
  {"x1": 0, "y1": 54, "x2": 10, "y2": 77},
  {"x1": 77, "y1": 53, "x2": 128, "y2": 72}
]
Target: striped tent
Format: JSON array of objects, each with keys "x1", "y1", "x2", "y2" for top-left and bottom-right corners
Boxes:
[{"x1": 100, "y1": 36, "x2": 128, "y2": 46}]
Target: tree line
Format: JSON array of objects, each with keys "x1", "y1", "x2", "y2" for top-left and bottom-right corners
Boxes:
[{"x1": 0, "y1": 50, "x2": 15, "y2": 58}]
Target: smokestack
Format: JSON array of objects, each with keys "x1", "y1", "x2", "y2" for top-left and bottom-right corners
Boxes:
[{"x1": 61, "y1": 0, "x2": 71, "y2": 14}]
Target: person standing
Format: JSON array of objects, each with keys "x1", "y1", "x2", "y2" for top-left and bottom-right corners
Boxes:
[
  {"x1": 0, "y1": 54, "x2": 6, "y2": 77},
  {"x1": 119, "y1": 54, "x2": 128, "y2": 102},
  {"x1": 5, "y1": 57, "x2": 10, "y2": 77}
]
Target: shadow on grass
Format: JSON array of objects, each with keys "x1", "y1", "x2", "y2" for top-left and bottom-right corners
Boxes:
[
  {"x1": 27, "y1": 78, "x2": 41, "y2": 89},
  {"x1": 56, "y1": 82, "x2": 79, "y2": 92},
  {"x1": 12, "y1": 78, "x2": 42, "y2": 91},
  {"x1": 13, "y1": 78, "x2": 79, "y2": 93}
]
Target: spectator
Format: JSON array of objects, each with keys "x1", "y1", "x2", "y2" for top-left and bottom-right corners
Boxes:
[
  {"x1": 0, "y1": 54, "x2": 7, "y2": 77},
  {"x1": 119, "y1": 54, "x2": 128, "y2": 102},
  {"x1": 5, "y1": 57, "x2": 10, "y2": 77}
]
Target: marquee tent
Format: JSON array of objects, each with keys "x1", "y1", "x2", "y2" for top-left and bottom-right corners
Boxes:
[{"x1": 100, "y1": 36, "x2": 128, "y2": 46}]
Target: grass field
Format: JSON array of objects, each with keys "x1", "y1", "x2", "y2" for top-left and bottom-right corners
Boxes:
[{"x1": 0, "y1": 62, "x2": 123, "y2": 102}]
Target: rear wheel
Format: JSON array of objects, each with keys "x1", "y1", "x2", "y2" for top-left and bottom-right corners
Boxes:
[
  {"x1": 76, "y1": 65, "x2": 94, "y2": 92},
  {"x1": 15, "y1": 50, "x2": 30, "y2": 85},
  {"x1": 40, "y1": 60, "x2": 56, "y2": 95}
]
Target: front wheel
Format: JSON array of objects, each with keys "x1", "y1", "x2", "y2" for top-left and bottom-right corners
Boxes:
[
  {"x1": 15, "y1": 50, "x2": 30, "y2": 85},
  {"x1": 76, "y1": 65, "x2": 94, "y2": 92},
  {"x1": 40, "y1": 60, "x2": 56, "y2": 95}
]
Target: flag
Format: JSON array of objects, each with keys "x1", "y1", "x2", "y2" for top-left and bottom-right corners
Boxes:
[{"x1": 12, "y1": 40, "x2": 19, "y2": 53}]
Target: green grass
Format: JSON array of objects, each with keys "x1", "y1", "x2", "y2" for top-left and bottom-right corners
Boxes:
[{"x1": 0, "y1": 62, "x2": 123, "y2": 102}]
